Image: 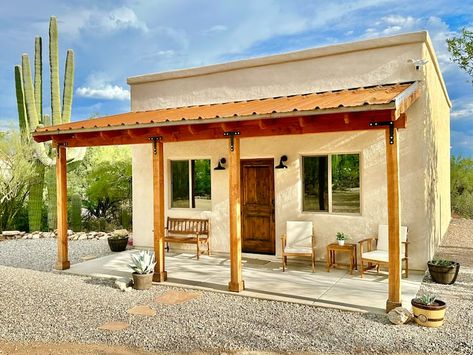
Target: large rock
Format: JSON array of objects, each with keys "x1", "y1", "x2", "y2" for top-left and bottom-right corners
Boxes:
[
  {"x1": 388, "y1": 307, "x2": 412, "y2": 325},
  {"x1": 2, "y1": 231, "x2": 20, "y2": 236}
]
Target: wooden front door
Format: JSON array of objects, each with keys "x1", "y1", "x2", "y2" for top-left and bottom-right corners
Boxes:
[{"x1": 241, "y1": 159, "x2": 275, "y2": 254}]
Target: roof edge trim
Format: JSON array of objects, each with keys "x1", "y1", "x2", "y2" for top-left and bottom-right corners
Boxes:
[
  {"x1": 127, "y1": 32, "x2": 428, "y2": 85},
  {"x1": 32, "y1": 103, "x2": 395, "y2": 138}
]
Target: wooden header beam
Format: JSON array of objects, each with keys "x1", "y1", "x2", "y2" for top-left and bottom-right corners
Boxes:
[{"x1": 43, "y1": 110, "x2": 405, "y2": 148}]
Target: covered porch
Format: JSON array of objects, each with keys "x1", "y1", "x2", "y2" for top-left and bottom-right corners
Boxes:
[
  {"x1": 64, "y1": 249, "x2": 424, "y2": 313},
  {"x1": 33, "y1": 81, "x2": 420, "y2": 312}
]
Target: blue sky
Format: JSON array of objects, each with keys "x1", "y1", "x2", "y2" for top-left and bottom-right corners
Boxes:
[{"x1": 1, "y1": 0, "x2": 472, "y2": 156}]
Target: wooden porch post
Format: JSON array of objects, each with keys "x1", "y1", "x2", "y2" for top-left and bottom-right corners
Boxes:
[
  {"x1": 55, "y1": 145, "x2": 70, "y2": 270},
  {"x1": 152, "y1": 138, "x2": 167, "y2": 282},
  {"x1": 385, "y1": 127, "x2": 402, "y2": 312},
  {"x1": 228, "y1": 133, "x2": 244, "y2": 292}
]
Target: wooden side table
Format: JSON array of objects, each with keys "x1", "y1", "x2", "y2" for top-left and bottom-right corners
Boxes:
[{"x1": 326, "y1": 242, "x2": 357, "y2": 274}]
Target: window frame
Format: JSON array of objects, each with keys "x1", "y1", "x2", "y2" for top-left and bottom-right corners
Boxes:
[
  {"x1": 300, "y1": 152, "x2": 362, "y2": 216},
  {"x1": 169, "y1": 158, "x2": 212, "y2": 211}
]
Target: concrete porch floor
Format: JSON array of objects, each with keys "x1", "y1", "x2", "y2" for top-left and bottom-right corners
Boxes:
[{"x1": 64, "y1": 250, "x2": 424, "y2": 314}]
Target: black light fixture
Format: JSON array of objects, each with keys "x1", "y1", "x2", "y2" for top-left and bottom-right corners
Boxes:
[
  {"x1": 275, "y1": 155, "x2": 288, "y2": 169},
  {"x1": 214, "y1": 158, "x2": 226, "y2": 170}
]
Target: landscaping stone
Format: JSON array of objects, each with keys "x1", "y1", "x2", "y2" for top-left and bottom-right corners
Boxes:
[
  {"x1": 1, "y1": 231, "x2": 20, "y2": 236},
  {"x1": 155, "y1": 290, "x2": 201, "y2": 305},
  {"x1": 387, "y1": 307, "x2": 412, "y2": 325},
  {"x1": 126, "y1": 305, "x2": 156, "y2": 316},
  {"x1": 97, "y1": 321, "x2": 129, "y2": 331}
]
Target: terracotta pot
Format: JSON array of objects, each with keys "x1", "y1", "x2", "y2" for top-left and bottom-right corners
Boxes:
[
  {"x1": 411, "y1": 299, "x2": 446, "y2": 327},
  {"x1": 107, "y1": 236, "x2": 128, "y2": 252},
  {"x1": 428, "y1": 261, "x2": 460, "y2": 285},
  {"x1": 132, "y1": 273, "x2": 153, "y2": 290}
]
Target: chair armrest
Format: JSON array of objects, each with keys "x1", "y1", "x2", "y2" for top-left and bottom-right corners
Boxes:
[
  {"x1": 402, "y1": 240, "x2": 409, "y2": 257},
  {"x1": 281, "y1": 234, "x2": 287, "y2": 250},
  {"x1": 358, "y1": 238, "x2": 376, "y2": 253}
]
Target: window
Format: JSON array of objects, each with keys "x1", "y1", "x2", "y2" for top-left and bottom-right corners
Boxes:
[
  {"x1": 302, "y1": 154, "x2": 360, "y2": 214},
  {"x1": 171, "y1": 159, "x2": 211, "y2": 209}
]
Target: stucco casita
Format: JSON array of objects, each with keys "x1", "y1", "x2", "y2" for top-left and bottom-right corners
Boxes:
[{"x1": 129, "y1": 31, "x2": 450, "y2": 270}]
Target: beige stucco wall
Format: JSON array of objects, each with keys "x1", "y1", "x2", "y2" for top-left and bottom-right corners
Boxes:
[{"x1": 129, "y1": 32, "x2": 450, "y2": 270}]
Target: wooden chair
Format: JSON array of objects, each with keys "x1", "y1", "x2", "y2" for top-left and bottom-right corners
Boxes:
[
  {"x1": 281, "y1": 221, "x2": 315, "y2": 272},
  {"x1": 359, "y1": 225, "x2": 409, "y2": 278}
]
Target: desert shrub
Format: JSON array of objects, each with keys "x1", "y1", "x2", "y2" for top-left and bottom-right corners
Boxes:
[{"x1": 451, "y1": 155, "x2": 473, "y2": 218}]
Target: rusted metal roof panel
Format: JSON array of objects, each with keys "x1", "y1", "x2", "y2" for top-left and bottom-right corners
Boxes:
[{"x1": 34, "y1": 82, "x2": 415, "y2": 134}]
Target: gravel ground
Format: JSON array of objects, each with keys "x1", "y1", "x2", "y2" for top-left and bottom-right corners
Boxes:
[
  {"x1": 0, "y1": 238, "x2": 113, "y2": 271},
  {"x1": 0, "y1": 220, "x2": 472, "y2": 354}
]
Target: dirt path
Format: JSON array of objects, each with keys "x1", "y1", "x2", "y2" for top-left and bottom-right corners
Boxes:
[{"x1": 0, "y1": 340, "x2": 150, "y2": 355}]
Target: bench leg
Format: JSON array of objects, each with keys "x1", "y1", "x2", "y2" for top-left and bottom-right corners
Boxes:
[
  {"x1": 282, "y1": 254, "x2": 286, "y2": 272},
  {"x1": 196, "y1": 241, "x2": 200, "y2": 260},
  {"x1": 360, "y1": 259, "x2": 364, "y2": 278},
  {"x1": 207, "y1": 239, "x2": 211, "y2": 256}
]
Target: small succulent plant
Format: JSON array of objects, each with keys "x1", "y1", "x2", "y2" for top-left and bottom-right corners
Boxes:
[
  {"x1": 416, "y1": 293, "x2": 438, "y2": 306},
  {"x1": 129, "y1": 250, "x2": 156, "y2": 275},
  {"x1": 336, "y1": 232, "x2": 347, "y2": 241},
  {"x1": 430, "y1": 259, "x2": 455, "y2": 267}
]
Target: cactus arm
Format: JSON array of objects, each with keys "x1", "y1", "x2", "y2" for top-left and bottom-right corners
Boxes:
[
  {"x1": 43, "y1": 114, "x2": 51, "y2": 127},
  {"x1": 21, "y1": 54, "x2": 39, "y2": 130},
  {"x1": 67, "y1": 147, "x2": 87, "y2": 164},
  {"x1": 14, "y1": 65, "x2": 29, "y2": 140},
  {"x1": 61, "y1": 49, "x2": 74, "y2": 123},
  {"x1": 34, "y1": 37, "x2": 43, "y2": 124},
  {"x1": 49, "y1": 16, "x2": 61, "y2": 125}
]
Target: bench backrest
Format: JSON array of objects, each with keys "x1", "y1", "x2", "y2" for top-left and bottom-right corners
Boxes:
[
  {"x1": 167, "y1": 217, "x2": 209, "y2": 235},
  {"x1": 286, "y1": 221, "x2": 313, "y2": 248},
  {"x1": 377, "y1": 224, "x2": 408, "y2": 251}
]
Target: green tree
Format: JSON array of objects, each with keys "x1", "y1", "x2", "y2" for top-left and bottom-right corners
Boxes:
[
  {"x1": 0, "y1": 132, "x2": 36, "y2": 231},
  {"x1": 451, "y1": 155, "x2": 473, "y2": 218},
  {"x1": 447, "y1": 29, "x2": 473, "y2": 80},
  {"x1": 83, "y1": 159, "x2": 132, "y2": 221}
]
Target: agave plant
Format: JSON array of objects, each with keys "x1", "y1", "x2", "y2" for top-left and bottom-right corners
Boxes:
[
  {"x1": 129, "y1": 250, "x2": 156, "y2": 275},
  {"x1": 417, "y1": 292, "x2": 438, "y2": 306}
]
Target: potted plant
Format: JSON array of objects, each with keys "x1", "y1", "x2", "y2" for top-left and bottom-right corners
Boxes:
[
  {"x1": 428, "y1": 259, "x2": 460, "y2": 285},
  {"x1": 336, "y1": 232, "x2": 346, "y2": 246},
  {"x1": 411, "y1": 293, "x2": 447, "y2": 327},
  {"x1": 129, "y1": 250, "x2": 156, "y2": 290},
  {"x1": 107, "y1": 229, "x2": 129, "y2": 252}
]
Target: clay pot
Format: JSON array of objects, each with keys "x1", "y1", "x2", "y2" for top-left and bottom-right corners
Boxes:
[{"x1": 132, "y1": 273, "x2": 153, "y2": 290}]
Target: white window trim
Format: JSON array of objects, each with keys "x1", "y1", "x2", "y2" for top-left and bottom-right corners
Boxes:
[{"x1": 300, "y1": 152, "x2": 362, "y2": 216}]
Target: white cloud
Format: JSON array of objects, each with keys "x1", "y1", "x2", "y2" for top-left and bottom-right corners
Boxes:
[
  {"x1": 76, "y1": 85, "x2": 129, "y2": 101},
  {"x1": 452, "y1": 101, "x2": 473, "y2": 120},
  {"x1": 203, "y1": 25, "x2": 228, "y2": 35},
  {"x1": 58, "y1": 6, "x2": 147, "y2": 37}
]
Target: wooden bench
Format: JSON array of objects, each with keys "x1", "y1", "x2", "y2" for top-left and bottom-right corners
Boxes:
[{"x1": 164, "y1": 217, "x2": 210, "y2": 259}]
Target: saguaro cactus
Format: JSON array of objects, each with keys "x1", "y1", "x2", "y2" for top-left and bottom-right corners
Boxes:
[
  {"x1": 15, "y1": 16, "x2": 85, "y2": 232},
  {"x1": 70, "y1": 193, "x2": 82, "y2": 232}
]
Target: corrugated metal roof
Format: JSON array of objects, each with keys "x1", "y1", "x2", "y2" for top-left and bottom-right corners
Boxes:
[{"x1": 34, "y1": 82, "x2": 415, "y2": 134}]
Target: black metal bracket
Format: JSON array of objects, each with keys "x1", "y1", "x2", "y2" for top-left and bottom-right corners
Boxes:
[
  {"x1": 369, "y1": 121, "x2": 395, "y2": 144},
  {"x1": 223, "y1": 131, "x2": 240, "y2": 151},
  {"x1": 149, "y1": 136, "x2": 162, "y2": 155}
]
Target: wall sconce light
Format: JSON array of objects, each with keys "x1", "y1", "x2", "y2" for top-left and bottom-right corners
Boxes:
[
  {"x1": 275, "y1": 155, "x2": 288, "y2": 169},
  {"x1": 214, "y1": 158, "x2": 226, "y2": 170}
]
